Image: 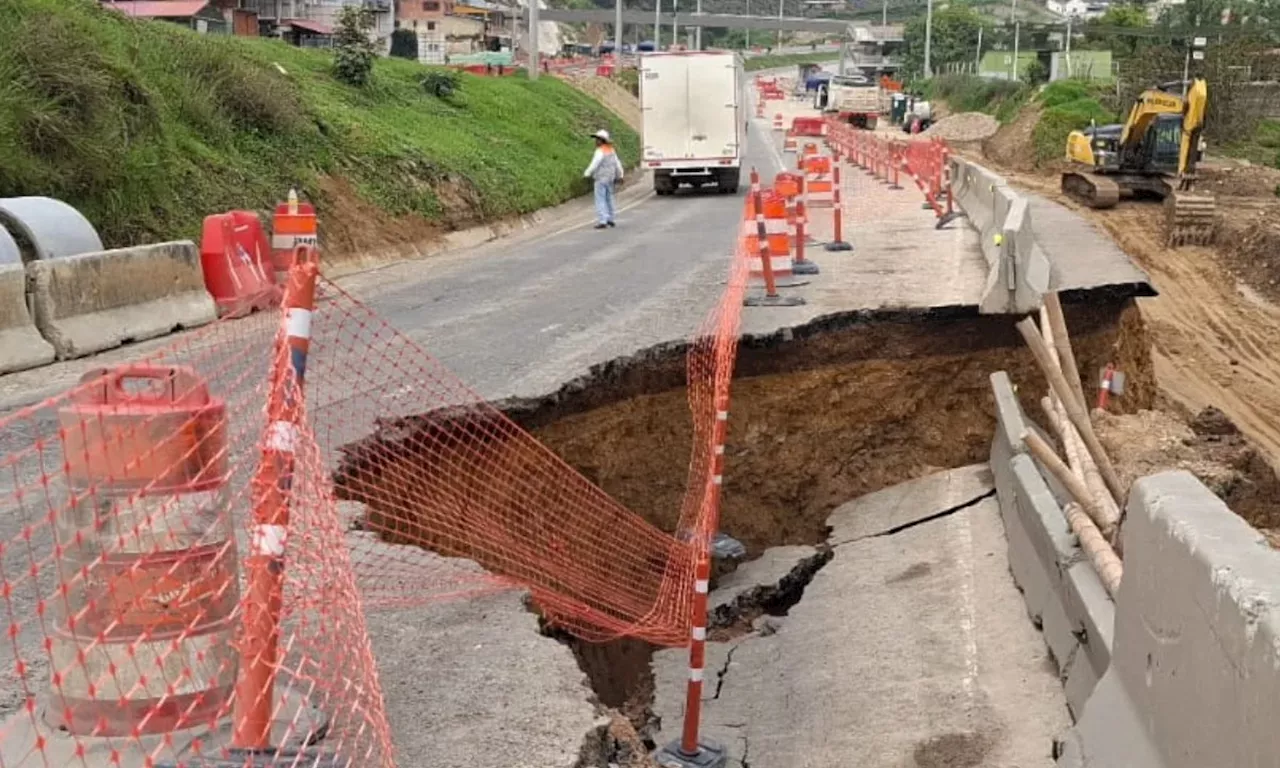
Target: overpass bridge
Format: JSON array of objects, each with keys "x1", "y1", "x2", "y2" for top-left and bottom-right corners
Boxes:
[{"x1": 536, "y1": 8, "x2": 903, "y2": 39}]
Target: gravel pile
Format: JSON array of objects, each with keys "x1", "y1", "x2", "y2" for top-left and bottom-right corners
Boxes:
[{"x1": 924, "y1": 112, "x2": 1000, "y2": 142}]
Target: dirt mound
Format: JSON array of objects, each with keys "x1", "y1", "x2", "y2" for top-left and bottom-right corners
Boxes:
[
  {"x1": 924, "y1": 112, "x2": 999, "y2": 142},
  {"x1": 982, "y1": 104, "x2": 1041, "y2": 172},
  {"x1": 1201, "y1": 161, "x2": 1280, "y2": 198},
  {"x1": 1094, "y1": 406, "x2": 1280, "y2": 539},
  {"x1": 1221, "y1": 216, "x2": 1280, "y2": 302}
]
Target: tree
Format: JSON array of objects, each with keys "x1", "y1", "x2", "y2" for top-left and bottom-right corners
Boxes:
[
  {"x1": 1022, "y1": 57, "x2": 1048, "y2": 84},
  {"x1": 1082, "y1": 2, "x2": 1150, "y2": 59},
  {"x1": 334, "y1": 5, "x2": 377, "y2": 87},
  {"x1": 390, "y1": 28, "x2": 418, "y2": 60},
  {"x1": 902, "y1": 4, "x2": 985, "y2": 78}
]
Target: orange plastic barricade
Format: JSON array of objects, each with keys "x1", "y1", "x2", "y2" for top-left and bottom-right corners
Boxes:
[
  {"x1": 201, "y1": 211, "x2": 279, "y2": 317},
  {"x1": 743, "y1": 170, "x2": 806, "y2": 307},
  {"x1": 743, "y1": 191, "x2": 792, "y2": 273},
  {"x1": 792, "y1": 116, "x2": 825, "y2": 137},
  {"x1": 272, "y1": 195, "x2": 318, "y2": 286},
  {"x1": 51, "y1": 365, "x2": 236, "y2": 737},
  {"x1": 803, "y1": 155, "x2": 835, "y2": 208}
]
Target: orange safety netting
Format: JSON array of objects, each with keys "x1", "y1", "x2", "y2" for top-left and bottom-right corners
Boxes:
[{"x1": 0, "y1": 200, "x2": 753, "y2": 766}]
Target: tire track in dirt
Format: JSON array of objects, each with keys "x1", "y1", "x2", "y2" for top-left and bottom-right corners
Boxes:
[{"x1": 997, "y1": 168, "x2": 1280, "y2": 467}]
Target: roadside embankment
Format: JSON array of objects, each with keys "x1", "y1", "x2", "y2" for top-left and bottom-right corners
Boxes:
[{"x1": 0, "y1": 0, "x2": 639, "y2": 259}]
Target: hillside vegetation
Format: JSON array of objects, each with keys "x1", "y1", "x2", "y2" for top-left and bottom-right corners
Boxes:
[
  {"x1": 0, "y1": 0, "x2": 638, "y2": 250},
  {"x1": 926, "y1": 75, "x2": 1116, "y2": 167}
]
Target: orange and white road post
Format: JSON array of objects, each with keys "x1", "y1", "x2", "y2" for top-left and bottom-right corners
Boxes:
[
  {"x1": 743, "y1": 168, "x2": 805, "y2": 308},
  {"x1": 791, "y1": 199, "x2": 820, "y2": 275},
  {"x1": 655, "y1": 394, "x2": 731, "y2": 768},
  {"x1": 232, "y1": 247, "x2": 320, "y2": 753},
  {"x1": 825, "y1": 164, "x2": 852, "y2": 252}
]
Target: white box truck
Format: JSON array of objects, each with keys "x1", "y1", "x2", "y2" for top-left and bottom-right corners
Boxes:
[{"x1": 639, "y1": 51, "x2": 747, "y2": 195}]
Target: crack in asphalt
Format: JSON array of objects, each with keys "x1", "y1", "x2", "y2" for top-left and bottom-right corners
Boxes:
[
  {"x1": 829, "y1": 489, "x2": 997, "y2": 548},
  {"x1": 713, "y1": 642, "x2": 740, "y2": 700}
]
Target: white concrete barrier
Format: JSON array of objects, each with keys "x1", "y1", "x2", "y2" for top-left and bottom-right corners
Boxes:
[
  {"x1": 1057, "y1": 470, "x2": 1280, "y2": 768},
  {"x1": 950, "y1": 158, "x2": 1051, "y2": 314},
  {"x1": 0, "y1": 263, "x2": 56, "y2": 374},
  {"x1": 28, "y1": 242, "x2": 216, "y2": 359},
  {"x1": 989, "y1": 371, "x2": 1113, "y2": 720}
]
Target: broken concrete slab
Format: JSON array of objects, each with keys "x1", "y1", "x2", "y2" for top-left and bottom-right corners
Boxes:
[
  {"x1": 710, "y1": 544, "x2": 818, "y2": 613},
  {"x1": 365, "y1": 590, "x2": 601, "y2": 768},
  {"x1": 826, "y1": 463, "x2": 995, "y2": 544},
  {"x1": 653, "y1": 468, "x2": 1069, "y2": 768}
]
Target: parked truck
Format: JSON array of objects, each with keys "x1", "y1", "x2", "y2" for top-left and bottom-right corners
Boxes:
[
  {"x1": 824, "y1": 74, "x2": 883, "y2": 129},
  {"x1": 639, "y1": 51, "x2": 747, "y2": 195}
]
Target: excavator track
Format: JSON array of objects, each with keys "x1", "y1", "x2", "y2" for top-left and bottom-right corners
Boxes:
[
  {"x1": 1061, "y1": 172, "x2": 1121, "y2": 209},
  {"x1": 1164, "y1": 189, "x2": 1217, "y2": 247}
]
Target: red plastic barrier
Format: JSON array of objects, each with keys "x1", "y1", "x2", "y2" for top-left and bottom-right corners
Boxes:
[
  {"x1": 200, "y1": 211, "x2": 279, "y2": 318},
  {"x1": 792, "y1": 117, "x2": 826, "y2": 137}
]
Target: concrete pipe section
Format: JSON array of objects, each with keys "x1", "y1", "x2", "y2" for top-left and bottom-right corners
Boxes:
[{"x1": 0, "y1": 196, "x2": 103, "y2": 262}]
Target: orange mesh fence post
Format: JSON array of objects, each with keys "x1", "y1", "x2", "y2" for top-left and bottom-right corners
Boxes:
[
  {"x1": 232, "y1": 249, "x2": 320, "y2": 751},
  {"x1": 825, "y1": 164, "x2": 852, "y2": 252}
]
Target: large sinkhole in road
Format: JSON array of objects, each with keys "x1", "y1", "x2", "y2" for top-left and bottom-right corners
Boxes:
[{"x1": 337, "y1": 295, "x2": 1153, "y2": 742}]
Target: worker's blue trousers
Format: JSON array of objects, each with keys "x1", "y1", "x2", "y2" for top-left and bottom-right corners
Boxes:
[{"x1": 594, "y1": 181, "x2": 617, "y2": 225}]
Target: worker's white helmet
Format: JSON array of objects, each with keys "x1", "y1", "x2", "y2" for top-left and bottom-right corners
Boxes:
[{"x1": 592, "y1": 129, "x2": 612, "y2": 143}]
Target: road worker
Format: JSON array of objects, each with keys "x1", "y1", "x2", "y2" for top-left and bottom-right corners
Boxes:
[{"x1": 584, "y1": 129, "x2": 624, "y2": 229}]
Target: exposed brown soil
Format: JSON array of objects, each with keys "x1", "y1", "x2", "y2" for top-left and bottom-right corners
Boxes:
[
  {"x1": 510, "y1": 302, "x2": 1152, "y2": 557},
  {"x1": 563, "y1": 76, "x2": 643, "y2": 133},
  {"x1": 1200, "y1": 160, "x2": 1280, "y2": 199},
  {"x1": 1221, "y1": 216, "x2": 1280, "y2": 303},
  {"x1": 1095, "y1": 406, "x2": 1280, "y2": 541},
  {"x1": 315, "y1": 175, "x2": 444, "y2": 266},
  {"x1": 550, "y1": 629, "x2": 659, "y2": 742},
  {"x1": 981, "y1": 104, "x2": 1042, "y2": 173}
]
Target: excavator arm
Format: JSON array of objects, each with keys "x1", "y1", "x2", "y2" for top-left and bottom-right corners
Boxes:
[{"x1": 1178, "y1": 77, "x2": 1208, "y2": 177}]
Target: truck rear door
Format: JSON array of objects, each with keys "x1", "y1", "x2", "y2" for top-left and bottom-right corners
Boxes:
[{"x1": 687, "y1": 54, "x2": 739, "y2": 161}]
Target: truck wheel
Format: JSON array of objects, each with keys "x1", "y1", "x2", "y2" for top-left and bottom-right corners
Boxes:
[
  {"x1": 718, "y1": 170, "x2": 740, "y2": 194},
  {"x1": 654, "y1": 173, "x2": 675, "y2": 196}
]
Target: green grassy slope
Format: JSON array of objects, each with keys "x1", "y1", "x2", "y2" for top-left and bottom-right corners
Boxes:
[{"x1": 0, "y1": 0, "x2": 639, "y2": 247}]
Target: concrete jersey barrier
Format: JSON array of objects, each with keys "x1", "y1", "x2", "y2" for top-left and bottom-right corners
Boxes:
[
  {"x1": 950, "y1": 157, "x2": 1051, "y2": 314},
  {"x1": 0, "y1": 263, "x2": 56, "y2": 374},
  {"x1": 990, "y1": 369, "x2": 1280, "y2": 766},
  {"x1": 28, "y1": 241, "x2": 217, "y2": 359},
  {"x1": 1058, "y1": 469, "x2": 1280, "y2": 768},
  {"x1": 988, "y1": 371, "x2": 1114, "y2": 720}
]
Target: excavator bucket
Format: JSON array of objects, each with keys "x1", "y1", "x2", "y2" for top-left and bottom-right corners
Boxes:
[{"x1": 1165, "y1": 191, "x2": 1217, "y2": 247}]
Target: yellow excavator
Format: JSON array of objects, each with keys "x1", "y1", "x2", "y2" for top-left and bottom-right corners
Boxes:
[{"x1": 1061, "y1": 77, "x2": 1216, "y2": 247}]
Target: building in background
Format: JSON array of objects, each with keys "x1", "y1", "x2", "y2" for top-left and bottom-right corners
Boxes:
[
  {"x1": 101, "y1": 1, "x2": 232, "y2": 33},
  {"x1": 237, "y1": 0, "x2": 395, "y2": 49},
  {"x1": 1049, "y1": 49, "x2": 1114, "y2": 81}
]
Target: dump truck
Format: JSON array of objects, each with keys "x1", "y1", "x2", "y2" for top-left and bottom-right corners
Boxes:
[{"x1": 824, "y1": 74, "x2": 882, "y2": 129}]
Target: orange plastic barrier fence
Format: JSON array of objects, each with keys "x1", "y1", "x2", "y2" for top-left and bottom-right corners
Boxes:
[
  {"x1": 825, "y1": 119, "x2": 953, "y2": 217},
  {"x1": 0, "y1": 231, "x2": 753, "y2": 765}
]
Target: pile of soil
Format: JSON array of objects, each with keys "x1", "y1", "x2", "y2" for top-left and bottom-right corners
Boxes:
[
  {"x1": 1221, "y1": 216, "x2": 1280, "y2": 303},
  {"x1": 1200, "y1": 161, "x2": 1280, "y2": 198},
  {"x1": 982, "y1": 105, "x2": 1042, "y2": 173},
  {"x1": 924, "y1": 112, "x2": 1000, "y2": 142},
  {"x1": 1094, "y1": 406, "x2": 1280, "y2": 541}
]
